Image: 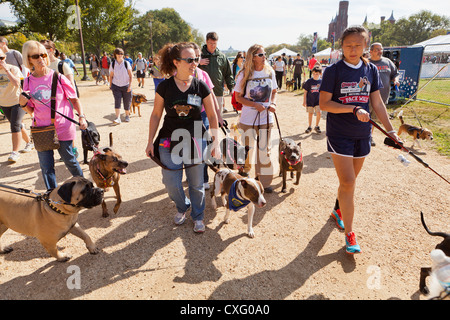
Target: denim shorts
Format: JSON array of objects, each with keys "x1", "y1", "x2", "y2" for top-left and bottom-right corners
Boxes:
[{"x1": 327, "y1": 136, "x2": 371, "y2": 158}]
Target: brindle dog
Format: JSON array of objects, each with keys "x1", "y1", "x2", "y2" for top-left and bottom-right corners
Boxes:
[{"x1": 89, "y1": 133, "x2": 128, "y2": 217}]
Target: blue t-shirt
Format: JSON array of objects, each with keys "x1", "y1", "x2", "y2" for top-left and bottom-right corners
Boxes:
[
  {"x1": 302, "y1": 78, "x2": 321, "y2": 107},
  {"x1": 320, "y1": 59, "x2": 382, "y2": 139}
]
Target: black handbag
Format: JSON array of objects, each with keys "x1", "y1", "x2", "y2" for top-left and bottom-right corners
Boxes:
[{"x1": 30, "y1": 71, "x2": 60, "y2": 152}]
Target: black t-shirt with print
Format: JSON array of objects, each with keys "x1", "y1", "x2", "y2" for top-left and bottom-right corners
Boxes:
[{"x1": 156, "y1": 76, "x2": 211, "y2": 141}]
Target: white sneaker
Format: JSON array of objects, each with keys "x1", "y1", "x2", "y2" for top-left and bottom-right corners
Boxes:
[
  {"x1": 194, "y1": 220, "x2": 205, "y2": 233},
  {"x1": 174, "y1": 211, "x2": 186, "y2": 225},
  {"x1": 8, "y1": 151, "x2": 20, "y2": 163},
  {"x1": 203, "y1": 182, "x2": 210, "y2": 190},
  {"x1": 20, "y1": 142, "x2": 34, "y2": 153},
  {"x1": 113, "y1": 117, "x2": 121, "y2": 125},
  {"x1": 124, "y1": 115, "x2": 130, "y2": 122}
]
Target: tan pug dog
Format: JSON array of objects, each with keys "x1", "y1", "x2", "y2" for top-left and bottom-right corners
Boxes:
[{"x1": 0, "y1": 177, "x2": 104, "y2": 262}]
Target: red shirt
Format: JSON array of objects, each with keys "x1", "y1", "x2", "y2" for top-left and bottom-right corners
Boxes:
[
  {"x1": 308, "y1": 58, "x2": 317, "y2": 70},
  {"x1": 101, "y1": 56, "x2": 109, "y2": 69}
]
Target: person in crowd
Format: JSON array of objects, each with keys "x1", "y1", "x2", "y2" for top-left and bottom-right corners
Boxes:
[
  {"x1": 274, "y1": 56, "x2": 285, "y2": 90},
  {"x1": 100, "y1": 51, "x2": 111, "y2": 86},
  {"x1": 132, "y1": 52, "x2": 148, "y2": 88},
  {"x1": 89, "y1": 53, "x2": 101, "y2": 84},
  {"x1": 190, "y1": 42, "x2": 223, "y2": 190},
  {"x1": 149, "y1": 55, "x2": 165, "y2": 93},
  {"x1": 0, "y1": 48, "x2": 33, "y2": 163},
  {"x1": 292, "y1": 53, "x2": 305, "y2": 91},
  {"x1": 232, "y1": 51, "x2": 245, "y2": 79},
  {"x1": 145, "y1": 42, "x2": 220, "y2": 233},
  {"x1": 59, "y1": 52, "x2": 79, "y2": 76},
  {"x1": 19, "y1": 40, "x2": 87, "y2": 190},
  {"x1": 199, "y1": 32, "x2": 234, "y2": 116},
  {"x1": 234, "y1": 44, "x2": 278, "y2": 193},
  {"x1": 319, "y1": 26, "x2": 401, "y2": 254},
  {"x1": 368, "y1": 42, "x2": 400, "y2": 146},
  {"x1": 0, "y1": 36, "x2": 27, "y2": 76},
  {"x1": 109, "y1": 47, "x2": 133, "y2": 124},
  {"x1": 308, "y1": 54, "x2": 318, "y2": 78},
  {"x1": 302, "y1": 65, "x2": 322, "y2": 134}
]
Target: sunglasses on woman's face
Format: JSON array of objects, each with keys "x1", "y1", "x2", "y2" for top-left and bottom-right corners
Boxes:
[
  {"x1": 177, "y1": 57, "x2": 200, "y2": 64},
  {"x1": 0, "y1": 56, "x2": 6, "y2": 61},
  {"x1": 254, "y1": 52, "x2": 266, "y2": 57},
  {"x1": 29, "y1": 53, "x2": 48, "y2": 60}
]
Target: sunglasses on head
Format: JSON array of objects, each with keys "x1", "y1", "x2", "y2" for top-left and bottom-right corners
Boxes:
[
  {"x1": 254, "y1": 52, "x2": 266, "y2": 57},
  {"x1": 29, "y1": 53, "x2": 48, "y2": 60},
  {"x1": 177, "y1": 57, "x2": 200, "y2": 64}
]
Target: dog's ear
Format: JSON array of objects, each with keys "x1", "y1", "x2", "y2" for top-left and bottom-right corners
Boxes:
[
  {"x1": 240, "y1": 180, "x2": 248, "y2": 187},
  {"x1": 57, "y1": 181, "x2": 76, "y2": 203},
  {"x1": 297, "y1": 142, "x2": 302, "y2": 147},
  {"x1": 96, "y1": 154, "x2": 108, "y2": 161}
]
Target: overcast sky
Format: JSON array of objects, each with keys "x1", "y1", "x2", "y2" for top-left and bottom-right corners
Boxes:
[{"x1": 1, "y1": 0, "x2": 449, "y2": 51}]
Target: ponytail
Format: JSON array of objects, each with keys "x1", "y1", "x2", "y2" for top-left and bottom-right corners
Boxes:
[{"x1": 158, "y1": 42, "x2": 194, "y2": 77}]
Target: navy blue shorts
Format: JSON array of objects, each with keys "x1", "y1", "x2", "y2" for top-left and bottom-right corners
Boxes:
[{"x1": 327, "y1": 136, "x2": 371, "y2": 158}]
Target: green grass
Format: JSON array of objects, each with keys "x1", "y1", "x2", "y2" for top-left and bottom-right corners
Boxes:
[{"x1": 387, "y1": 78, "x2": 450, "y2": 157}]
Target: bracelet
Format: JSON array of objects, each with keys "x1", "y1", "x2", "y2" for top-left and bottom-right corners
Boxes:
[
  {"x1": 270, "y1": 102, "x2": 277, "y2": 106},
  {"x1": 78, "y1": 114, "x2": 86, "y2": 119},
  {"x1": 388, "y1": 130, "x2": 396, "y2": 134},
  {"x1": 19, "y1": 104, "x2": 27, "y2": 108},
  {"x1": 352, "y1": 106, "x2": 363, "y2": 115}
]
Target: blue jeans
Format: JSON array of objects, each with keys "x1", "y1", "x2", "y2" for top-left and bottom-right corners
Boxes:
[
  {"x1": 159, "y1": 138, "x2": 206, "y2": 221},
  {"x1": 37, "y1": 140, "x2": 84, "y2": 190},
  {"x1": 201, "y1": 110, "x2": 209, "y2": 184}
]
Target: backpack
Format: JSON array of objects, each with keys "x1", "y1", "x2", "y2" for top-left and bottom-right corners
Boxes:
[
  {"x1": 58, "y1": 60, "x2": 80, "y2": 98},
  {"x1": 112, "y1": 59, "x2": 129, "y2": 70}
]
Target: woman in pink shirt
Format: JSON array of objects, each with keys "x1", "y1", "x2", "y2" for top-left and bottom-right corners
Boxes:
[{"x1": 19, "y1": 40, "x2": 87, "y2": 190}]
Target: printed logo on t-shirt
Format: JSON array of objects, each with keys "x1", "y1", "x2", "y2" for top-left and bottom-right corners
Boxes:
[
  {"x1": 31, "y1": 84, "x2": 52, "y2": 104},
  {"x1": 248, "y1": 78, "x2": 272, "y2": 103},
  {"x1": 173, "y1": 104, "x2": 192, "y2": 117},
  {"x1": 310, "y1": 84, "x2": 320, "y2": 93},
  {"x1": 339, "y1": 77, "x2": 371, "y2": 104}
]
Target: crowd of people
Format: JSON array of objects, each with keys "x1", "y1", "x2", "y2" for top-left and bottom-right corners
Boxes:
[{"x1": 0, "y1": 25, "x2": 403, "y2": 253}]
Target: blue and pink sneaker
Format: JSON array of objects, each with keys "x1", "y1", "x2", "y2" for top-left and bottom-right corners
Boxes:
[
  {"x1": 331, "y1": 209, "x2": 345, "y2": 230},
  {"x1": 345, "y1": 231, "x2": 361, "y2": 254}
]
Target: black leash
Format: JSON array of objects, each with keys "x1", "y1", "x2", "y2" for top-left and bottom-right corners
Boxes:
[{"x1": 371, "y1": 119, "x2": 450, "y2": 185}]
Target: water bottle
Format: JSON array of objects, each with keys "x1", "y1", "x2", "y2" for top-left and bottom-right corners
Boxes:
[
  {"x1": 430, "y1": 249, "x2": 450, "y2": 289},
  {"x1": 397, "y1": 154, "x2": 410, "y2": 167}
]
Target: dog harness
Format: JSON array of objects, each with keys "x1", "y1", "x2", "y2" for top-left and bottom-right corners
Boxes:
[
  {"x1": 92, "y1": 155, "x2": 115, "y2": 188},
  {"x1": 228, "y1": 180, "x2": 250, "y2": 212}
]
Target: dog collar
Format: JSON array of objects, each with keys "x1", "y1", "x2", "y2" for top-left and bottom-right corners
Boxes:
[
  {"x1": 92, "y1": 156, "x2": 115, "y2": 188},
  {"x1": 42, "y1": 191, "x2": 70, "y2": 216}
]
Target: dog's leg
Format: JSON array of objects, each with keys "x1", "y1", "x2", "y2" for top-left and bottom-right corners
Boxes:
[
  {"x1": 224, "y1": 206, "x2": 231, "y2": 224},
  {"x1": 0, "y1": 224, "x2": 13, "y2": 253},
  {"x1": 112, "y1": 182, "x2": 122, "y2": 214},
  {"x1": 101, "y1": 199, "x2": 109, "y2": 218},
  {"x1": 420, "y1": 267, "x2": 431, "y2": 294},
  {"x1": 294, "y1": 170, "x2": 302, "y2": 185},
  {"x1": 282, "y1": 169, "x2": 288, "y2": 193},
  {"x1": 138, "y1": 106, "x2": 141, "y2": 117},
  {"x1": 69, "y1": 223, "x2": 99, "y2": 254},
  {"x1": 247, "y1": 202, "x2": 255, "y2": 238},
  {"x1": 40, "y1": 239, "x2": 71, "y2": 262}
]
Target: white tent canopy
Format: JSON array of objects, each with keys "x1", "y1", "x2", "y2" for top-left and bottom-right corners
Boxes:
[
  {"x1": 269, "y1": 47, "x2": 298, "y2": 60},
  {"x1": 413, "y1": 34, "x2": 450, "y2": 54},
  {"x1": 314, "y1": 47, "x2": 332, "y2": 60}
]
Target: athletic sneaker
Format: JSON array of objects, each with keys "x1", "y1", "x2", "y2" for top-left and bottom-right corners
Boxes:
[
  {"x1": 305, "y1": 127, "x2": 312, "y2": 133},
  {"x1": 20, "y1": 142, "x2": 34, "y2": 153},
  {"x1": 345, "y1": 231, "x2": 361, "y2": 254},
  {"x1": 174, "y1": 211, "x2": 186, "y2": 225},
  {"x1": 194, "y1": 220, "x2": 205, "y2": 233},
  {"x1": 331, "y1": 209, "x2": 345, "y2": 230},
  {"x1": 113, "y1": 117, "x2": 121, "y2": 125},
  {"x1": 314, "y1": 126, "x2": 322, "y2": 133},
  {"x1": 8, "y1": 151, "x2": 20, "y2": 163},
  {"x1": 124, "y1": 115, "x2": 130, "y2": 122}
]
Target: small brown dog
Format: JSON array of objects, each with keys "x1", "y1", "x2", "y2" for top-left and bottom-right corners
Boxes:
[
  {"x1": 89, "y1": 133, "x2": 128, "y2": 217},
  {"x1": 131, "y1": 93, "x2": 147, "y2": 117},
  {"x1": 279, "y1": 138, "x2": 303, "y2": 193},
  {"x1": 285, "y1": 79, "x2": 295, "y2": 91},
  {"x1": 397, "y1": 110, "x2": 433, "y2": 148},
  {"x1": 210, "y1": 166, "x2": 266, "y2": 238},
  {"x1": 0, "y1": 177, "x2": 104, "y2": 262}
]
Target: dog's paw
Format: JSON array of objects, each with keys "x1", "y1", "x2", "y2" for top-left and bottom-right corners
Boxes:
[
  {"x1": 281, "y1": 188, "x2": 287, "y2": 193},
  {"x1": 0, "y1": 246, "x2": 13, "y2": 254},
  {"x1": 57, "y1": 253, "x2": 72, "y2": 262},
  {"x1": 88, "y1": 246, "x2": 100, "y2": 255},
  {"x1": 247, "y1": 229, "x2": 255, "y2": 238},
  {"x1": 102, "y1": 211, "x2": 110, "y2": 218}
]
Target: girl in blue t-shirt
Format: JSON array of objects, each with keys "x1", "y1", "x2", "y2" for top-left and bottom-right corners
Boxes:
[{"x1": 319, "y1": 26, "x2": 401, "y2": 254}]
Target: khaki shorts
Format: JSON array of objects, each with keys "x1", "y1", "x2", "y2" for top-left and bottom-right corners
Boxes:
[{"x1": 306, "y1": 105, "x2": 321, "y2": 114}]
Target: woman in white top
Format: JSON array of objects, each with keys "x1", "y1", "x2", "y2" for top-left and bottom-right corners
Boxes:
[
  {"x1": 274, "y1": 56, "x2": 285, "y2": 90},
  {"x1": 109, "y1": 48, "x2": 133, "y2": 124},
  {"x1": 234, "y1": 44, "x2": 278, "y2": 193}
]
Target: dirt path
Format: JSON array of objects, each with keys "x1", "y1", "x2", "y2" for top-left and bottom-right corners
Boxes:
[{"x1": 0, "y1": 78, "x2": 449, "y2": 300}]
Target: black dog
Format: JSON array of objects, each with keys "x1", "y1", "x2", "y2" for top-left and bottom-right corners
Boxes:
[
  {"x1": 211, "y1": 137, "x2": 249, "y2": 175},
  {"x1": 81, "y1": 121, "x2": 100, "y2": 164},
  {"x1": 279, "y1": 138, "x2": 303, "y2": 193},
  {"x1": 419, "y1": 212, "x2": 450, "y2": 294}
]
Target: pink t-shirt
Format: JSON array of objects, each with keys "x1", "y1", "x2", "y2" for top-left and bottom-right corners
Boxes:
[
  {"x1": 194, "y1": 68, "x2": 214, "y2": 112},
  {"x1": 24, "y1": 69, "x2": 77, "y2": 141}
]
